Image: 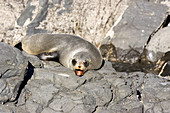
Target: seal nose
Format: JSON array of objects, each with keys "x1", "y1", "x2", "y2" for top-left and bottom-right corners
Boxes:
[{"x1": 78, "y1": 66, "x2": 81, "y2": 68}]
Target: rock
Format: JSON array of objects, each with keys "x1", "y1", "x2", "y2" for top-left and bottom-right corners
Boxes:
[
  {"x1": 26, "y1": 79, "x2": 59, "y2": 106},
  {"x1": 104, "y1": 0, "x2": 168, "y2": 62},
  {"x1": 41, "y1": 108, "x2": 62, "y2": 113},
  {"x1": 80, "y1": 80, "x2": 112, "y2": 106},
  {"x1": 49, "y1": 95, "x2": 83, "y2": 113},
  {"x1": 39, "y1": 0, "x2": 48, "y2": 7},
  {"x1": 26, "y1": 28, "x2": 48, "y2": 36},
  {"x1": 0, "y1": 42, "x2": 27, "y2": 103},
  {"x1": 97, "y1": 60, "x2": 117, "y2": 75},
  {"x1": 145, "y1": 26, "x2": 170, "y2": 62},
  {"x1": 158, "y1": 100, "x2": 170, "y2": 113},
  {"x1": 22, "y1": 51, "x2": 43, "y2": 68},
  {"x1": 142, "y1": 74, "x2": 170, "y2": 112},
  {"x1": 142, "y1": 74, "x2": 170, "y2": 103},
  {"x1": 17, "y1": 4, "x2": 36, "y2": 26},
  {"x1": 0, "y1": 0, "x2": 25, "y2": 44},
  {"x1": 2, "y1": 0, "x2": 129, "y2": 46},
  {"x1": 108, "y1": 99, "x2": 143, "y2": 113},
  {"x1": 159, "y1": 61, "x2": 170, "y2": 77},
  {"x1": 69, "y1": 104, "x2": 89, "y2": 113},
  {"x1": 33, "y1": 66, "x2": 86, "y2": 90},
  {"x1": 27, "y1": 2, "x2": 48, "y2": 28},
  {"x1": 25, "y1": 100, "x2": 43, "y2": 113},
  {"x1": 52, "y1": 0, "x2": 62, "y2": 4},
  {"x1": 0, "y1": 104, "x2": 14, "y2": 113}
]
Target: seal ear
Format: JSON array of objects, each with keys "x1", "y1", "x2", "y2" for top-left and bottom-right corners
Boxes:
[{"x1": 72, "y1": 59, "x2": 77, "y2": 66}]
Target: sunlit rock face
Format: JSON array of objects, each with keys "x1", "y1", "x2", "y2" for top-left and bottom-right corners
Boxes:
[{"x1": 101, "y1": 0, "x2": 168, "y2": 63}]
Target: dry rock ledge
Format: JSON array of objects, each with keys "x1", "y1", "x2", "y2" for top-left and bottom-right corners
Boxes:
[{"x1": 0, "y1": 0, "x2": 170, "y2": 113}]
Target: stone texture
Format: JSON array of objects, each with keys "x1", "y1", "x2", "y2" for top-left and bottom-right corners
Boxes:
[
  {"x1": 0, "y1": 0, "x2": 129, "y2": 46},
  {"x1": 0, "y1": 0, "x2": 25, "y2": 45},
  {"x1": 26, "y1": 79, "x2": 59, "y2": 106},
  {"x1": 145, "y1": 26, "x2": 170, "y2": 62},
  {"x1": 142, "y1": 74, "x2": 170, "y2": 103},
  {"x1": 142, "y1": 74, "x2": 170, "y2": 112},
  {"x1": 1, "y1": 51, "x2": 170, "y2": 113},
  {"x1": 102, "y1": 0, "x2": 168, "y2": 62},
  {"x1": 0, "y1": 42, "x2": 28, "y2": 103},
  {"x1": 108, "y1": 99, "x2": 143, "y2": 113}
]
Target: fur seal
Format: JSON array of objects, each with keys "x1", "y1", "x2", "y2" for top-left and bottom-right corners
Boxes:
[{"x1": 22, "y1": 33, "x2": 102, "y2": 76}]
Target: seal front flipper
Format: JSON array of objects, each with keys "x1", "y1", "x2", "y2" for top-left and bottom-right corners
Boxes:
[{"x1": 37, "y1": 51, "x2": 59, "y2": 61}]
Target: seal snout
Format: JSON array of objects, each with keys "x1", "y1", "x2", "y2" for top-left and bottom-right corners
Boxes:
[
  {"x1": 75, "y1": 69, "x2": 84, "y2": 77},
  {"x1": 72, "y1": 59, "x2": 87, "y2": 76},
  {"x1": 74, "y1": 64, "x2": 85, "y2": 77}
]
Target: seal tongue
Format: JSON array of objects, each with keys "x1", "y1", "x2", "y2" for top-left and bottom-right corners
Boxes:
[{"x1": 75, "y1": 69, "x2": 83, "y2": 76}]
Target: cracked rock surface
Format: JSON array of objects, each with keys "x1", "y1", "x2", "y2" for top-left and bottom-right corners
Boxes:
[
  {"x1": 101, "y1": 0, "x2": 168, "y2": 63},
  {"x1": 0, "y1": 42, "x2": 27, "y2": 103},
  {"x1": 1, "y1": 54, "x2": 170, "y2": 113}
]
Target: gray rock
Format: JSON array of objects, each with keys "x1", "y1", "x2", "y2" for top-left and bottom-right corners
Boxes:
[
  {"x1": 70, "y1": 104, "x2": 89, "y2": 113},
  {"x1": 110, "y1": 0, "x2": 168, "y2": 62},
  {"x1": 52, "y1": 0, "x2": 62, "y2": 4},
  {"x1": 17, "y1": 0, "x2": 49, "y2": 36},
  {"x1": 144, "y1": 100, "x2": 170, "y2": 113},
  {"x1": 159, "y1": 100, "x2": 170, "y2": 113},
  {"x1": 17, "y1": 4, "x2": 35, "y2": 26},
  {"x1": 26, "y1": 28, "x2": 48, "y2": 36},
  {"x1": 96, "y1": 110, "x2": 113, "y2": 113},
  {"x1": 114, "y1": 83, "x2": 132, "y2": 102},
  {"x1": 0, "y1": 42, "x2": 27, "y2": 102},
  {"x1": 128, "y1": 72, "x2": 145, "y2": 89},
  {"x1": 0, "y1": 104, "x2": 14, "y2": 113},
  {"x1": 97, "y1": 61, "x2": 117, "y2": 75},
  {"x1": 41, "y1": 108, "x2": 62, "y2": 113},
  {"x1": 33, "y1": 66, "x2": 86, "y2": 90},
  {"x1": 26, "y1": 79, "x2": 59, "y2": 106},
  {"x1": 142, "y1": 73, "x2": 170, "y2": 112},
  {"x1": 0, "y1": 42, "x2": 27, "y2": 78},
  {"x1": 39, "y1": 0, "x2": 48, "y2": 7},
  {"x1": 22, "y1": 51, "x2": 43, "y2": 68},
  {"x1": 63, "y1": 0, "x2": 73, "y2": 12},
  {"x1": 25, "y1": 100, "x2": 43, "y2": 113},
  {"x1": 17, "y1": 0, "x2": 48, "y2": 28},
  {"x1": 108, "y1": 99, "x2": 143, "y2": 113},
  {"x1": 142, "y1": 74, "x2": 170, "y2": 103},
  {"x1": 145, "y1": 26, "x2": 170, "y2": 62},
  {"x1": 27, "y1": 4, "x2": 48, "y2": 28},
  {"x1": 48, "y1": 90, "x2": 88, "y2": 112},
  {"x1": 80, "y1": 81, "x2": 112, "y2": 106},
  {"x1": 159, "y1": 61, "x2": 170, "y2": 77},
  {"x1": 82, "y1": 70, "x2": 104, "y2": 82},
  {"x1": 49, "y1": 96, "x2": 78, "y2": 112}
]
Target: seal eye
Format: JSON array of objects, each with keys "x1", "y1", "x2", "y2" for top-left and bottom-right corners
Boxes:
[
  {"x1": 72, "y1": 59, "x2": 77, "y2": 66},
  {"x1": 84, "y1": 61, "x2": 89, "y2": 67}
]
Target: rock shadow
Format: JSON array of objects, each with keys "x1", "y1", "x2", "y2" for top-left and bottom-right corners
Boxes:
[{"x1": 14, "y1": 62, "x2": 34, "y2": 103}]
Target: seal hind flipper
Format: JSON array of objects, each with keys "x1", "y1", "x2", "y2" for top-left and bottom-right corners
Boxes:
[{"x1": 37, "y1": 51, "x2": 59, "y2": 61}]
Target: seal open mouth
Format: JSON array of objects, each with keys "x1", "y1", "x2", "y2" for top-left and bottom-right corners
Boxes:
[{"x1": 75, "y1": 69, "x2": 84, "y2": 77}]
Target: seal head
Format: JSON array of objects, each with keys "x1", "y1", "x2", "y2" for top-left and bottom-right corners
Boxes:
[{"x1": 69, "y1": 52, "x2": 91, "y2": 76}]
